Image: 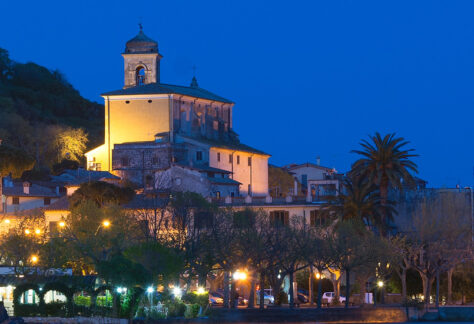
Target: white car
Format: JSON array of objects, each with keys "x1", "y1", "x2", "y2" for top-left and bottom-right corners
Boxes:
[
  {"x1": 209, "y1": 292, "x2": 224, "y2": 305},
  {"x1": 322, "y1": 292, "x2": 346, "y2": 304},
  {"x1": 256, "y1": 290, "x2": 274, "y2": 305}
]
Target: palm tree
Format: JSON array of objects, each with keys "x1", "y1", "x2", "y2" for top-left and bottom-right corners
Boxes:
[
  {"x1": 325, "y1": 176, "x2": 395, "y2": 231},
  {"x1": 350, "y1": 133, "x2": 418, "y2": 230}
]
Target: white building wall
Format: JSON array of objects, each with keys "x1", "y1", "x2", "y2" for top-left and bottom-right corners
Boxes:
[
  {"x1": 209, "y1": 148, "x2": 269, "y2": 197},
  {"x1": 4, "y1": 196, "x2": 58, "y2": 214},
  {"x1": 290, "y1": 166, "x2": 329, "y2": 182}
]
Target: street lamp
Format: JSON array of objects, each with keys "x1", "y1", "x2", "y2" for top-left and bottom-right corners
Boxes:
[
  {"x1": 25, "y1": 229, "x2": 30, "y2": 235},
  {"x1": 4, "y1": 219, "x2": 10, "y2": 224},
  {"x1": 233, "y1": 270, "x2": 247, "y2": 281},
  {"x1": 31, "y1": 255, "x2": 38, "y2": 264},
  {"x1": 95, "y1": 220, "x2": 111, "y2": 235},
  {"x1": 35, "y1": 229, "x2": 41, "y2": 235},
  {"x1": 315, "y1": 272, "x2": 321, "y2": 280},
  {"x1": 377, "y1": 280, "x2": 384, "y2": 288},
  {"x1": 173, "y1": 287, "x2": 182, "y2": 299},
  {"x1": 59, "y1": 221, "x2": 65, "y2": 228}
]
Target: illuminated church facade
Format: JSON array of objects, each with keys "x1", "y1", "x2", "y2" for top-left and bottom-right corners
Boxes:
[{"x1": 85, "y1": 27, "x2": 269, "y2": 197}]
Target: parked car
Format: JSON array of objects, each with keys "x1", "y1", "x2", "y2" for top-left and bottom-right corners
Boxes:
[
  {"x1": 322, "y1": 292, "x2": 346, "y2": 304},
  {"x1": 256, "y1": 290, "x2": 275, "y2": 305},
  {"x1": 209, "y1": 291, "x2": 224, "y2": 305},
  {"x1": 238, "y1": 296, "x2": 248, "y2": 305},
  {"x1": 297, "y1": 289, "x2": 309, "y2": 303}
]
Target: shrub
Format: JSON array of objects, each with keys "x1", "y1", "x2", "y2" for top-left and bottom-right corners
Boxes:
[
  {"x1": 184, "y1": 304, "x2": 200, "y2": 319},
  {"x1": 73, "y1": 295, "x2": 91, "y2": 307},
  {"x1": 166, "y1": 300, "x2": 186, "y2": 317},
  {"x1": 96, "y1": 295, "x2": 113, "y2": 307},
  {"x1": 13, "y1": 304, "x2": 40, "y2": 317},
  {"x1": 43, "y1": 302, "x2": 67, "y2": 317},
  {"x1": 182, "y1": 292, "x2": 208, "y2": 308}
]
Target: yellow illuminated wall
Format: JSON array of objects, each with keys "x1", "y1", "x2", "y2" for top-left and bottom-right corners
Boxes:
[{"x1": 86, "y1": 95, "x2": 171, "y2": 171}]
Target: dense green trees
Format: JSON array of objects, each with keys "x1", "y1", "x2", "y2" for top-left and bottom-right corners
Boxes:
[{"x1": 0, "y1": 47, "x2": 102, "y2": 171}]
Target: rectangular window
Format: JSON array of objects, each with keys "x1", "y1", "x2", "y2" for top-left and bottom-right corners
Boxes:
[
  {"x1": 248, "y1": 184, "x2": 251, "y2": 195},
  {"x1": 12, "y1": 197, "x2": 19, "y2": 205},
  {"x1": 302, "y1": 174, "x2": 308, "y2": 188},
  {"x1": 270, "y1": 211, "x2": 289, "y2": 226},
  {"x1": 44, "y1": 198, "x2": 51, "y2": 206},
  {"x1": 196, "y1": 151, "x2": 203, "y2": 161},
  {"x1": 237, "y1": 155, "x2": 240, "y2": 165},
  {"x1": 248, "y1": 157, "x2": 252, "y2": 166},
  {"x1": 217, "y1": 152, "x2": 221, "y2": 162},
  {"x1": 229, "y1": 154, "x2": 233, "y2": 163},
  {"x1": 310, "y1": 210, "x2": 326, "y2": 227}
]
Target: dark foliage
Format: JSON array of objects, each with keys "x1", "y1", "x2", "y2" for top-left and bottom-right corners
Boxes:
[
  {"x1": 0, "y1": 47, "x2": 103, "y2": 169},
  {"x1": 52, "y1": 159, "x2": 79, "y2": 175},
  {"x1": 69, "y1": 181, "x2": 135, "y2": 207}
]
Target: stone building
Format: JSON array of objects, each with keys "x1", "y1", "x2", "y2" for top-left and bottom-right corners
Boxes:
[{"x1": 86, "y1": 27, "x2": 269, "y2": 197}]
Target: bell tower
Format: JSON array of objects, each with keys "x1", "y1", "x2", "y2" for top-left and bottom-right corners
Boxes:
[{"x1": 122, "y1": 25, "x2": 162, "y2": 88}]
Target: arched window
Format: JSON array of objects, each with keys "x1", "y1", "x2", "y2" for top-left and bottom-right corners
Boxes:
[{"x1": 136, "y1": 66, "x2": 146, "y2": 86}]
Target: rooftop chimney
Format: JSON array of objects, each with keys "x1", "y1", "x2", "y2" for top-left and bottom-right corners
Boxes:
[
  {"x1": 316, "y1": 156, "x2": 321, "y2": 166},
  {"x1": 23, "y1": 181, "x2": 31, "y2": 195}
]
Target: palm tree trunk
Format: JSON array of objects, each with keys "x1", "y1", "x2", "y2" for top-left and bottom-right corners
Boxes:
[{"x1": 380, "y1": 181, "x2": 389, "y2": 235}]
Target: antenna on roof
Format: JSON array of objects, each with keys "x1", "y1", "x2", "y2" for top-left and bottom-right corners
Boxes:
[{"x1": 138, "y1": 16, "x2": 143, "y2": 31}]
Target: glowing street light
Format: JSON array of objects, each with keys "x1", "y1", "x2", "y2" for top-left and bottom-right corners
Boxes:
[
  {"x1": 233, "y1": 270, "x2": 247, "y2": 281},
  {"x1": 35, "y1": 229, "x2": 41, "y2": 235},
  {"x1": 95, "y1": 220, "x2": 111, "y2": 235},
  {"x1": 146, "y1": 286, "x2": 154, "y2": 293},
  {"x1": 377, "y1": 280, "x2": 384, "y2": 288},
  {"x1": 196, "y1": 287, "x2": 206, "y2": 295},
  {"x1": 4, "y1": 219, "x2": 10, "y2": 224},
  {"x1": 315, "y1": 272, "x2": 321, "y2": 280},
  {"x1": 31, "y1": 255, "x2": 38, "y2": 264},
  {"x1": 173, "y1": 287, "x2": 182, "y2": 298},
  {"x1": 25, "y1": 229, "x2": 31, "y2": 235},
  {"x1": 59, "y1": 221, "x2": 65, "y2": 228}
]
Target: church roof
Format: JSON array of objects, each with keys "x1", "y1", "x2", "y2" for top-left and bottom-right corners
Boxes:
[
  {"x1": 102, "y1": 82, "x2": 233, "y2": 104},
  {"x1": 124, "y1": 29, "x2": 159, "y2": 54},
  {"x1": 180, "y1": 136, "x2": 270, "y2": 156}
]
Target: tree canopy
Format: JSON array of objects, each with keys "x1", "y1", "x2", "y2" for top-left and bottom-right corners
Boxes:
[{"x1": 0, "y1": 47, "x2": 102, "y2": 171}]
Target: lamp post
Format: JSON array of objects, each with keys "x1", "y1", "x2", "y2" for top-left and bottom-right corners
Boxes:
[
  {"x1": 377, "y1": 280, "x2": 384, "y2": 304},
  {"x1": 95, "y1": 220, "x2": 111, "y2": 235}
]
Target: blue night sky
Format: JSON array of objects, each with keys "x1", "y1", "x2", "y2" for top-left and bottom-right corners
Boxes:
[{"x1": 1, "y1": 0, "x2": 473, "y2": 187}]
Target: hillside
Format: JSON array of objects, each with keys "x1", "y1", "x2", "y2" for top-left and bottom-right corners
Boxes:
[{"x1": 0, "y1": 47, "x2": 103, "y2": 169}]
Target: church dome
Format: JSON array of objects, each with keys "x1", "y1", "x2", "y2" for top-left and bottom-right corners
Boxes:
[{"x1": 125, "y1": 27, "x2": 158, "y2": 54}]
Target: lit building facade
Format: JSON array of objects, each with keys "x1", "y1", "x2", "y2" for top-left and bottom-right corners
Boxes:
[{"x1": 85, "y1": 28, "x2": 269, "y2": 197}]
